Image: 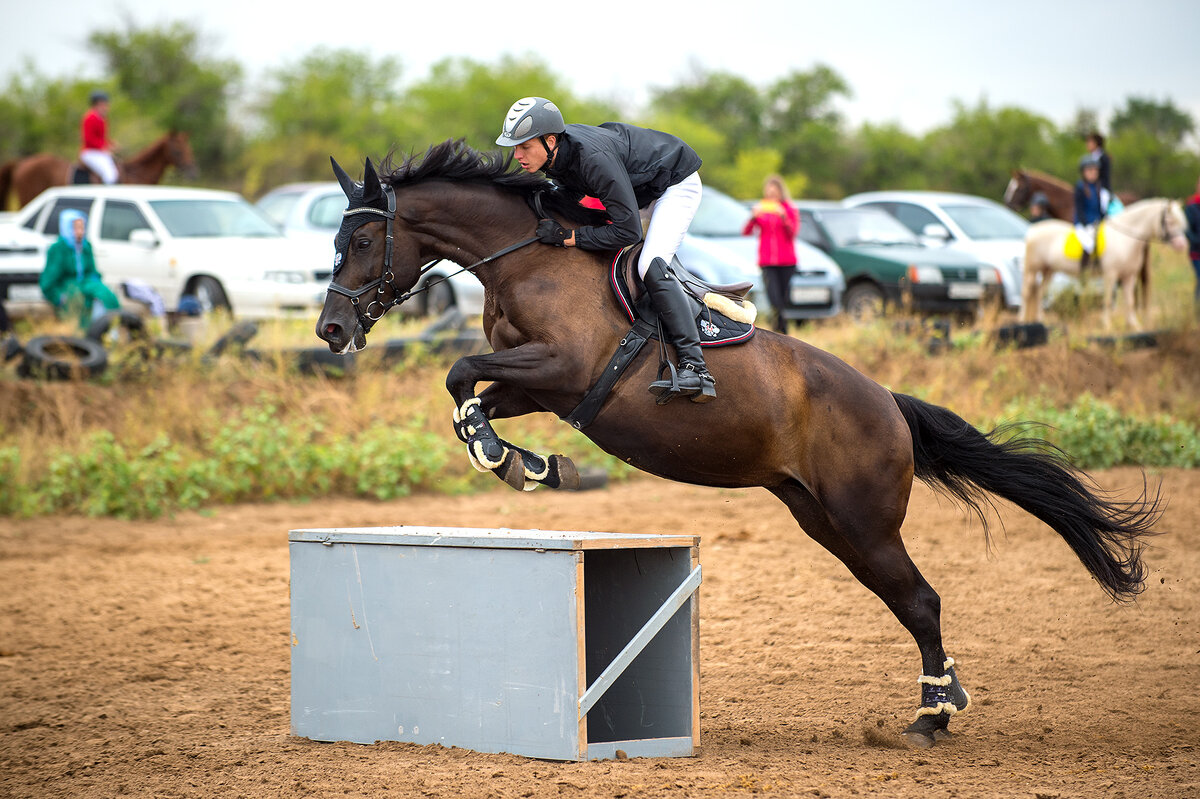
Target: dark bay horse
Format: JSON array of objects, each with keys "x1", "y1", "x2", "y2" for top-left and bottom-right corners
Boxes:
[
  {"x1": 0, "y1": 131, "x2": 196, "y2": 209},
  {"x1": 316, "y1": 141, "x2": 1162, "y2": 748}
]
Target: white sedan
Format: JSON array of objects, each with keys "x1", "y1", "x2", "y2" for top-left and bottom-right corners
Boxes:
[
  {"x1": 257, "y1": 182, "x2": 485, "y2": 317},
  {"x1": 1, "y1": 185, "x2": 332, "y2": 319}
]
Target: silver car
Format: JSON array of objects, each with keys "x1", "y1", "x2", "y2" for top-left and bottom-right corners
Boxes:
[
  {"x1": 257, "y1": 182, "x2": 485, "y2": 317},
  {"x1": 680, "y1": 187, "x2": 844, "y2": 321}
]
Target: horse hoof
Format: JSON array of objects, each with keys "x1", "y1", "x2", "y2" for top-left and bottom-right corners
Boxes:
[
  {"x1": 494, "y1": 448, "x2": 527, "y2": 491},
  {"x1": 900, "y1": 729, "x2": 937, "y2": 749},
  {"x1": 549, "y1": 455, "x2": 581, "y2": 490}
]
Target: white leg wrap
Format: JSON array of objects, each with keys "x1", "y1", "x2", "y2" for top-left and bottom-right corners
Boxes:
[
  {"x1": 466, "y1": 448, "x2": 489, "y2": 473},
  {"x1": 918, "y1": 673, "x2": 953, "y2": 687}
]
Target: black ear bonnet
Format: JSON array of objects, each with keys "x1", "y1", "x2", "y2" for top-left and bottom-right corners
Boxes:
[{"x1": 330, "y1": 157, "x2": 395, "y2": 275}]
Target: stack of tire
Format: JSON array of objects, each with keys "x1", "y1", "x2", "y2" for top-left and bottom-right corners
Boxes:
[{"x1": 12, "y1": 310, "x2": 145, "y2": 380}]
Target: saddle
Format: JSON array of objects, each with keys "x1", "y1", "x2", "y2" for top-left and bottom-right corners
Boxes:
[
  {"x1": 609, "y1": 242, "x2": 757, "y2": 343},
  {"x1": 560, "y1": 245, "x2": 757, "y2": 430},
  {"x1": 69, "y1": 164, "x2": 96, "y2": 185}
]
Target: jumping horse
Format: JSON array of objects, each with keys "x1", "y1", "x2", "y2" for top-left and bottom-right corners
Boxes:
[
  {"x1": 316, "y1": 141, "x2": 1162, "y2": 749},
  {"x1": 1021, "y1": 198, "x2": 1188, "y2": 329},
  {"x1": 0, "y1": 130, "x2": 196, "y2": 209}
]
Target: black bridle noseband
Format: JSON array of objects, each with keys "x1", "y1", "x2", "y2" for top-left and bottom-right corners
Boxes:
[{"x1": 325, "y1": 182, "x2": 541, "y2": 332}]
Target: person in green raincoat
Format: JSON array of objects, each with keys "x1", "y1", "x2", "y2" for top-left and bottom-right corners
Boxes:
[{"x1": 40, "y1": 208, "x2": 120, "y2": 328}]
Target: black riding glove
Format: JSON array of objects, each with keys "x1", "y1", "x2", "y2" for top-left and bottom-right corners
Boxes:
[{"x1": 536, "y1": 218, "x2": 570, "y2": 246}]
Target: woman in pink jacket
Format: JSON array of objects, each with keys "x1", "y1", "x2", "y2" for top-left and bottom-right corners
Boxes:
[{"x1": 743, "y1": 175, "x2": 799, "y2": 333}]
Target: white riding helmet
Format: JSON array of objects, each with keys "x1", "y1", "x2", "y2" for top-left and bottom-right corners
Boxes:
[{"x1": 496, "y1": 97, "x2": 565, "y2": 146}]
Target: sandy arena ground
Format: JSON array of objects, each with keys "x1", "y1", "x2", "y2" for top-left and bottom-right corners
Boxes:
[{"x1": 1, "y1": 468, "x2": 1197, "y2": 798}]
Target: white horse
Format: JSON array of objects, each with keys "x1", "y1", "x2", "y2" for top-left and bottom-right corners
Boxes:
[{"x1": 1021, "y1": 198, "x2": 1188, "y2": 329}]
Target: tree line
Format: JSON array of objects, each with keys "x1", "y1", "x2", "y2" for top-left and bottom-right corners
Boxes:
[{"x1": 2, "y1": 20, "x2": 1197, "y2": 208}]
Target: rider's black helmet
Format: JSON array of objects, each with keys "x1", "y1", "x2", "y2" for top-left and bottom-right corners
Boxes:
[{"x1": 89, "y1": 90, "x2": 110, "y2": 105}]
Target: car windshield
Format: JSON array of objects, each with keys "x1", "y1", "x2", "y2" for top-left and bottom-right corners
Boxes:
[
  {"x1": 149, "y1": 199, "x2": 282, "y2": 238},
  {"x1": 690, "y1": 188, "x2": 751, "y2": 237},
  {"x1": 257, "y1": 192, "x2": 301, "y2": 226},
  {"x1": 818, "y1": 209, "x2": 918, "y2": 247},
  {"x1": 941, "y1": 203, "x2": 1029, "y2": 240}
]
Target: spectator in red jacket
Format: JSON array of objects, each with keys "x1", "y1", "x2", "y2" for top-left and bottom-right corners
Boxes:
[
  {"x1": 80, "y1": 90, "x2": 119, "y2": 185},
  {"x1": 743, "y1": 175, "x2": 799, "y2": 333}
]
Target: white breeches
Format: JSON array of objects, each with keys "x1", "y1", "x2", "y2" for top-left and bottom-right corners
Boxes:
[
  {"x1": 638, "y1": 171, "x2": 702, "y2": 279},
  {"x1": 1075, "y1": 223, "x2": 1097, "y2": 254},
  {"x1": 80, "y1": 150, "x2": 118, "y2": 184}
]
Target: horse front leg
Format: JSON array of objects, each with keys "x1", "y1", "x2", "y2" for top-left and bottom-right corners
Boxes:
[{"x1": 446, "y1": 344, "x2": 581, "y2": 492}]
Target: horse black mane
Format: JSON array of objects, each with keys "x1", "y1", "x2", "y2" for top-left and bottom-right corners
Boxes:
[{"x1": 379, "y1": 139, "x2": 610, "y2": 227}]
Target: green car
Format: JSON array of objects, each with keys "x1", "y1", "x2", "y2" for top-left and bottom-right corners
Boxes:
[{"x1": 795, "y1": 202, "x2": 1002, "y2": 320}]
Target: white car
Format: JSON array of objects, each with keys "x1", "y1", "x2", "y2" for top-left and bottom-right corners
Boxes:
[
  {"x1": 842, "y1": 190, "x2": 1032, "y2": 309},
  {"x1": 2, "y1": 185, "x2": 332, "y2": 319},
  {"x1": 257, "y1": 182, "x2": 485, "y2": 317}
]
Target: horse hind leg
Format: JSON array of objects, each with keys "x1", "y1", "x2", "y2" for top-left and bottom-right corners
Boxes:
[{"x1": 769, "y1": 479, "x2": 970, "y2": 748}]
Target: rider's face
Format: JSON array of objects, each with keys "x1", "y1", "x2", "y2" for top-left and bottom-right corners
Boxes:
[{"x1": 513, "y1": 135, "x2": 556, "y2": 173}]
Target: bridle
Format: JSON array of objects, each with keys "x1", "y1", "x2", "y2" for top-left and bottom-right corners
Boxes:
[{"x1": 325, "y1": 182, "x2": 541, "y2": 332}]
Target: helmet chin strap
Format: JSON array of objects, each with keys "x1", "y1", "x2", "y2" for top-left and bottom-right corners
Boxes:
[{"x1": 538, "y1": 135, "x2": 558, "y2": 170}]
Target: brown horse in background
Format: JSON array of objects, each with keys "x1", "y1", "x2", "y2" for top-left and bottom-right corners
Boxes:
[
  {"x1": 0, "y1": 131, "x2": 196, "y2": 209},
  {"x1": 1004, "y1": 168, "x2": 1075, "y2": 220},
  {"x1": 315, "y1": 141, "x2": 1163, "y2": 749}
]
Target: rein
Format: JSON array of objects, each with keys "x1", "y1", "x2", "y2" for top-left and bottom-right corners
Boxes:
[{"x1": 325, "y1": 182, "x2": 540, "y2": 330}]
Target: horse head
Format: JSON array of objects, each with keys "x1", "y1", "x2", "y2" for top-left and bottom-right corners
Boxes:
[
  {"x1": 1165, "y1": 199, "x2": 1189, "y2": 251},
  {"x1": 1003, "y1": 170, "x2": 1030, "y2": 210},
  {"x1": 316, "y1": 157, "x2": 423, "y2": 353},
  {"x1": 165, "y1": 131, "x2": 198, "y2": 179}
]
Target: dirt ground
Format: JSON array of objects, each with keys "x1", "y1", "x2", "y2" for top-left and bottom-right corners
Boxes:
[{"x1": 1, "y1": 468, "x2": 1197, "y2": 799}]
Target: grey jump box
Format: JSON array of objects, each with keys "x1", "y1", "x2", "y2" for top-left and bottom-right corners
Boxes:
[{"x1": 289, "y1": 526, "x2": 701, "y2": 761}]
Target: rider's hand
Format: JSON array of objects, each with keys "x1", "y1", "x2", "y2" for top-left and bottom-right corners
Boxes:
[{"x1": 536, "y1": 218, "x2": 570, "y2": 246}]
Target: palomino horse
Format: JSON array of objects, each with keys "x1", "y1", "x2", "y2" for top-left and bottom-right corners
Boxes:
[
  {"x1": 0, "y1": 130, "x2": 196, "y2": 208},
  {"x1": 1021, "y1": 198, "x2": 1188, "y2": 329},
  {"x1": 316, "y1": 141, "x2": 1162, "y2": 748}
]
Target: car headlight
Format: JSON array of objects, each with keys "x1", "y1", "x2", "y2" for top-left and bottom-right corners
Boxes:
[
  {"x1": 907, "y1": 265, "x2": 944, "y2": 284},
  {"x1": 263, "y1": 270, "x2": 307, "y2": 284},
  {"x1": 980, "y1": 267, "x2": 1000, "y2": 285}
]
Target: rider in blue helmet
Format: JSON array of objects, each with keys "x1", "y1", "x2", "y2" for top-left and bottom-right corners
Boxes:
[
  {"x1": 1073, "y1": 153, "x2": 1110, "y2": 268},
  {"x1": 496, "y1": 97, "x2": 715, "y2": 404}
]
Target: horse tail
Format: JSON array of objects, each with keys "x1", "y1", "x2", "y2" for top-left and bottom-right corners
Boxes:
[
  {"x1": 891, "y1": 391, "x2": 1162, "y2": 602},
  {"x1": 0, "y1": 160, "x2": 14, "y2": 211},
  {"x1": 1139, "y1": 240, "x2": 1151, "y2": 311}
]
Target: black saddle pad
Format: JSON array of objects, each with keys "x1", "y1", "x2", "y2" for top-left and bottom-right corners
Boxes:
[
  {"x1": 608, "y1": 245, "x2": 754, "y2": 348},
  {"x1": 70, "y1": 165, "x2": 91, "y2": 185}
]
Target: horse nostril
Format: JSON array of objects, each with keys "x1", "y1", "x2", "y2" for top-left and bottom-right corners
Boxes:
[{"x1": 325, "y1": 324, "x2": 339, "y2": 335}]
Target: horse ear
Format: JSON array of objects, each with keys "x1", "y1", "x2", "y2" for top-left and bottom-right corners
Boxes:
[
  {"x1": 331, "y1": 157, "x2": 356, "y2": 199},
  {"x1": 361, "y1": 158, "x2": 383, "y2": 204}
]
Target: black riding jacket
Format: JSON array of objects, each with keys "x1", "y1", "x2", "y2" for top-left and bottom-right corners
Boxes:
[{"x1": 544, "y1": 122, "x2": 702, "y2": 252}]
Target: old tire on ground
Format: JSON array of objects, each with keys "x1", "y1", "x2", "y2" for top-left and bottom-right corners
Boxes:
[
  {"x1": 17, "y1": 335, "x2": 108, "y2": 380},
  {"x1": 192, "y1": 276, "x2": 232, "y2": 314},
  {"x1": 86, "y1": 310, "x2": 148, "y2": 344},
  {"x1": 205, "y1": 321, "x2": 258, "y2": 358},
  {"x1": 843, "y1": 283, "x2": 885, "y2": 323}
]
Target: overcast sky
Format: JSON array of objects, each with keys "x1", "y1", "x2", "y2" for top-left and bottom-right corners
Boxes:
[{"x1": 2, "y1": 0, "x2": 1198, "y2": 137}]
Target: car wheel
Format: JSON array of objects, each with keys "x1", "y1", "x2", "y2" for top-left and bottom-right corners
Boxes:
[
  {"x1": 426, "y1": 278, "x2": 456, "y2": 316},
  {"x1": 844, "y1": 283, "x2": 885, "y2": 323},
  {"x1": 192, "y1": 276, "x2": 232, "y2": 314},
  {"x1": 17, "y1": 335, "x2": 108, "y2": 380}
]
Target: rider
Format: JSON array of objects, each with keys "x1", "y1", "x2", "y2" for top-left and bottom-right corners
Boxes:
[
  {"x1": 1073, "y1": 153, "x2": 1110, "y2": 269},
  {"x1": 1028, "y1": 192, "x2": 1052, "y2": 223},
  {"x1": 495, "y1": 97, "x2": 715, "y2": 403},
  {"x1": 80, "y1": 90, "x2": 118, "y2": 185}
]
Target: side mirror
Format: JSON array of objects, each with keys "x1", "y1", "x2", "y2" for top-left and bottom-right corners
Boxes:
[
  {"x1": 129, "y1": 229, "x2": 158, "y2": 248},
  {"x1": 921, "y1": 223, "x2": 951, "y2": 241}
]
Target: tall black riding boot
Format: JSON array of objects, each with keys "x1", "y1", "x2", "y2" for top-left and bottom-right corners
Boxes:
[{"x1": 643, "y1": 257, "x2": 716, "y2": 403}]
